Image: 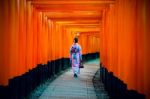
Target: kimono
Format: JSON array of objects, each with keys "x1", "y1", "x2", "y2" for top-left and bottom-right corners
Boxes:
[{"x1": 70, "y1": 43, "x2": 82, "y2": 75}]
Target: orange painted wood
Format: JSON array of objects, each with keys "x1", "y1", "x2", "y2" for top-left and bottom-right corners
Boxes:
[
  {"x1": 99, "y1": 0, "x2": 150, "y2": 98},
  {"x1": 0, "y1": 1, "x2": 149, "y2": 99}
]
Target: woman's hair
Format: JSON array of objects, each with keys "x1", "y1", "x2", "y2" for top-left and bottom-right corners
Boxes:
[{"x1": 74, "y1": 37, "x2": 78, "y2": 43}]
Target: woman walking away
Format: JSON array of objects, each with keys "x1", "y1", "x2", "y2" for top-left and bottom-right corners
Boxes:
[{"x1": 70, "y1": 37, "x2": 82, "y2": 77}]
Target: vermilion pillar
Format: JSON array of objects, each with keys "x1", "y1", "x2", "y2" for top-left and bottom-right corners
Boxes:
[{"x1": 100, "y1": 0, "x2": 150, "y2": 98}]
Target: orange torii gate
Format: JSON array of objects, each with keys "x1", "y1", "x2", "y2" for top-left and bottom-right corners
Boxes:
[{"x1": 0, "y1": 0, "x2": 150, "y2": 98}]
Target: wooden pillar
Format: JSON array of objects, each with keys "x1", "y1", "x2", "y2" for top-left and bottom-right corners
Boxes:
[
  {"x1": 0, "y1": 0, "x2": 10, "y2": 85},
  {"x1": 18, "y1": 0, "x2": 27, "y2": 75},
  {"x1": 144, "y1": 0, "x2": 150, "y2": 98}
]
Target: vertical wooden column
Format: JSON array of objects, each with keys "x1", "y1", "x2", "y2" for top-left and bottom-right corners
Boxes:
[
  {"x1": 59, "y1": 24, "x2": 62, "y2": 59},
  {"x1": 18, "y1": 0, "x2": 27, "y2": 75},
  {"x1": 32, "y1": 7, "x2": 38, "y2": 68},
  {"x1": 40, "y1": 13, "x2": 45, "y2": 64},
  {"x1": 100, "y1": 8, "x2": 108, "y2": 68},
  {"x1": 37, "y1": 12, "x2": 42, "y2": 64},
  {"x1": 56, "y1": 24, "x2": 63, "y2": 59},
  {"x1": 9, "y1": 0, "x2": 20, "y2": 79},
  {"x1": 42, "y1": 14, "x2": 48, "y2": 64},
  {"x1": 62, "y1": 27, "x2": 73, "y2": 58},
  {"x1": 48, "y1": 20, "x2": 52, "y2": 61},
  {"x1": 0, "y1": 1, "x2": 3, "y2": 84},
  {"x1": 55, "y1": 23, "x2": 59, "y2": 59},
  {"x1": 51, "y1": 21, "x2": 56, "y2": 60},
  {"x1": 144, "y1": 0, "x2": 150, "y2": 98},
  {"x1": 100, "y1": 0, "x2": 150, "y2": 98},
  {"x1": 62, "y1": 26, "x2": 67, "y2": 58},
  {"x1": 26, "y1": 1, "x2": 34, "y2": 69},
  {"x1": 0, "y1": 0, "x2": 10, "y2": 85},
  {"x1": 135, "y1": 0, "x2": 145, "y2": 94}
]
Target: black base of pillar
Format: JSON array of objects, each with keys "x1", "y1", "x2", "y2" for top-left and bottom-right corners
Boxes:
[
  {"x1": 100, "y1": 64, "x2": 145, "y2": 99},
  {"x1": 0, "y1": 58, "x2": 71, "y2": 99},
  {"x1": 0, "y1": 52, "x2": 100, "y2": 99}
]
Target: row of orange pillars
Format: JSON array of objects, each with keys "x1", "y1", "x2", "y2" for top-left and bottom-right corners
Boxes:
[{"x1": 0, "y1": 0, "x2": 150, "y2": 99}]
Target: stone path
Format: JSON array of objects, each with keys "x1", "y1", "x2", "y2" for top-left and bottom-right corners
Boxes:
[{"x1": 29, "y1": 59, "x2": 109, "y2": 99}]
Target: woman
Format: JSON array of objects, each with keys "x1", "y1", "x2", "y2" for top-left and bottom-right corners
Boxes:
[{"x1": 70, "y1": 37, "x2": 82, "y2": 77}]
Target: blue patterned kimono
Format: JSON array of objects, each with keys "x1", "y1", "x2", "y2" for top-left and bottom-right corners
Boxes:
[{"x1": 70, "y1": 43, "x2": 82, "y2": 75}]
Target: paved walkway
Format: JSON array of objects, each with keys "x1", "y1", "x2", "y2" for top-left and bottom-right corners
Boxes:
[{"x1": 29, "y1": 59, "x2": 109, "y2": 99}]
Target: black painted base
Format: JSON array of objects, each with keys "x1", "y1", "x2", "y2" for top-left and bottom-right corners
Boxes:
[
  {"x1": 100, "y1": 64, "x2": 145, "y2": 99},
  {"x1": 0, "y1": 52, "x2": 99, "y2": 99}
]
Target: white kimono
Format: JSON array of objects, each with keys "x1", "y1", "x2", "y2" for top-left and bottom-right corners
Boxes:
[{"x1": 70, "y1": 43, "x2": 82, "y2": 75}]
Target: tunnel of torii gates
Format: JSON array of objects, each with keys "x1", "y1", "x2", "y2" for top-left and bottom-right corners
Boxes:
[{"x1": 0, "y1": 0, "x2": 150, "y2": 98}]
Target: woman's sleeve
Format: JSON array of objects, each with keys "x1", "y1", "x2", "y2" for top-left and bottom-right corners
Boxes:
[{"x1": 79, "y1": 45, "x2": 82, "y2": 61}]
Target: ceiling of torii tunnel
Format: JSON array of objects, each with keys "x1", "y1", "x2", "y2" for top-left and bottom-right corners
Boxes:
[{"x1": 30, "y1": 0, "x2": 115, "y2": 36}]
